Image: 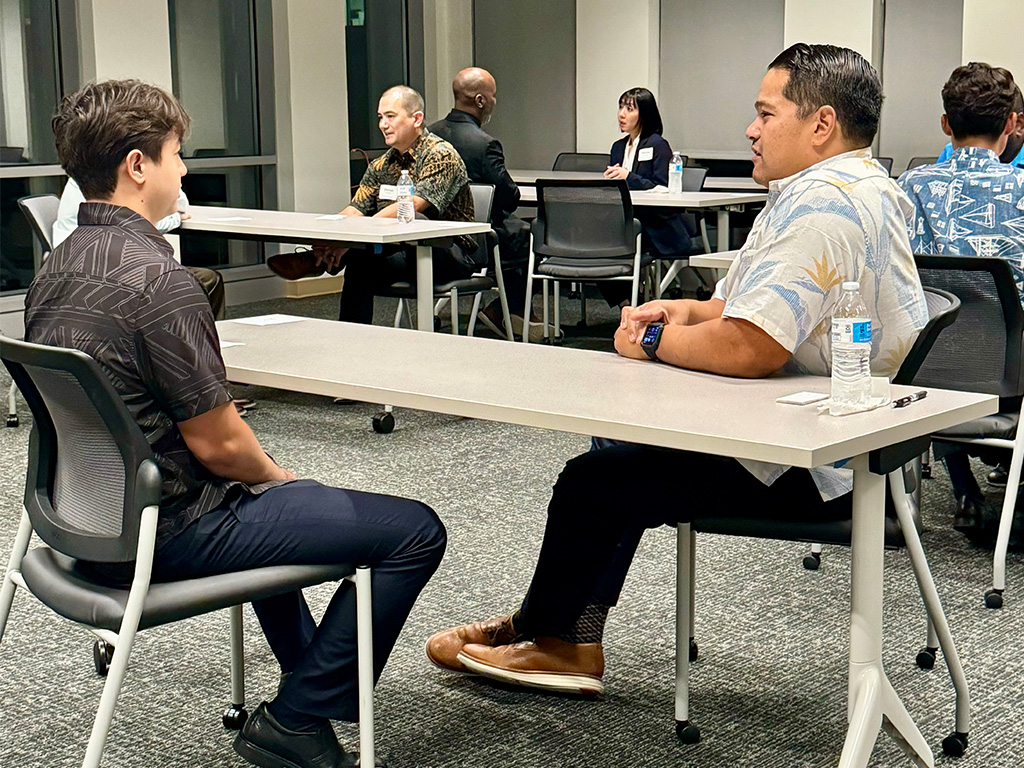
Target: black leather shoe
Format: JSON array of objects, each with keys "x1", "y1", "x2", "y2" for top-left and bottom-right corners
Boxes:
[{"x1": 233, "y1": 702, "x2": 355, "y2": 768}]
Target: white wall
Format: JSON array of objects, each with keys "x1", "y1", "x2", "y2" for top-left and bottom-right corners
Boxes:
[
  {"x1": 0, "y1": 0, "x2": 29, "y2": 150},
  {"x1": 962, "y1": 0, "x2": 1024, "y2": 79},
  {"x1": 422, "y1": 0, "x2": 474, "y2": 124},
  {"x1": 575, "y1": 0, "x2": 659, "y2": 153},
  {"x1": 80, "y1": 0, "x2": 173, "y2": 87},
  {"x1": 272, "y1": 0, "x2": 350, "y2": 213},
  {"x1": 784, "y1": 0, "x2": 879, "y2": 64},
  {"x1": 172, "y1": 0, "x2": 226, "y2": 152}
]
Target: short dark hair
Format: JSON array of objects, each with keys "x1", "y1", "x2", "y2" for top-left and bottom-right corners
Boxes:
[
  {"x1": 942, "y1": 63, "x2": 1017, "y2": 141},
  {"x1": 768, "y1": 43, "x2": 882, "y2": 147},
  {"x1": 52, "y1": 79, "x2": 191, "y2": 199},
  {"x1": 619, "y1": 87, "x2": 663, "y2": 139}
]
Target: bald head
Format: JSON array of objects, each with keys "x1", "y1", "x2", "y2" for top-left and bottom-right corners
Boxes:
[
  {"x1": 452, "y1": 67, "x2": 497, "y2": 124},
  {"x1": 381, "y1": 85, "x2": 424, "y2": 118}
]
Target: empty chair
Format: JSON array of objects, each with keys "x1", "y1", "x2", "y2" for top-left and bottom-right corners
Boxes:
[
  {"x1": 0, "y1": 337, "x2": 377, "y2": 768},
  {"x1": 906, "y1": 156, "x2": 938, "y2": 171},
  {"x1": 875, "y1": 156, "x2": 894, "y2": 175},
  {"x1": 552, "y1": 152, "x2": 610, "y2": 172}
]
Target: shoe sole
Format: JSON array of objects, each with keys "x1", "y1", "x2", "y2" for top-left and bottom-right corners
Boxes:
[
  {"x1": 456, "y1": 651, "x2": 604, "y2": 695},
  {"x1": 233, "y1": 732, "x2": 307, "y2": 768}
]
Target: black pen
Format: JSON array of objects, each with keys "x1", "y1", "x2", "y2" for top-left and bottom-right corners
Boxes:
[{"x1": 893, "y1": 390, "x2": 927, "y2": 408}]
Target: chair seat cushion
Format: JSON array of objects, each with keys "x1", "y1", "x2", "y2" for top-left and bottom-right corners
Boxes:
[
  {"x1": 20, "y1": 547, "x2": 355, "y2": 632},
  {"x1": 535, "y1": 258, "x2": 635, "y2": 279},
  {"x1": 691, "y1": 514, "x2": 905, "y2": 548},
  {"x1": 387, "y1": 275, "x2": 495, "y2": 297},
  {"x1": 933, "y1": 411, "x2": 1018, "y2": 440}
]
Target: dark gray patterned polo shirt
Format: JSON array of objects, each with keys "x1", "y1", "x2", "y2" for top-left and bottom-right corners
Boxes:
[{"x1": 24, "y1": 203, "x2": 269, "y2": 547}]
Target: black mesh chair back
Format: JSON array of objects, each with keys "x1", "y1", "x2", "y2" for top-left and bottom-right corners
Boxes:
[
  {"x1": 906, "y1": 156, "x2": 938, "y2": 172},
  {"x1": 682, "y1": 167, "x2": 707, "y2": 191},
  {"x1": 552, "y1": 152, "x2": 609, "y2": 172},
  {"x1": 533, "y1": 179, "x2": 638, "y2": 261},
  {"x1": 1, "y1": 338, "x2": 159, "y2": 563},
  {"x1": 17, "y1": 193, "x2": 60, "y2": 255},
  {"x1": 893, "y1": 288, "x2": 961, "y2": 385},
  {"x1": 874, "y1": 156, "x2": 894, "y2": 175},
  {"x1": 913, "y1": 255, "x2": 1024, "y2": 398}
]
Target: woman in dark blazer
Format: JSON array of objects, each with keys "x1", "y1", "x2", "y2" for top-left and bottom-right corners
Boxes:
[{"x1": 602, "y1": 87, "x2": 692, "y2": 307}]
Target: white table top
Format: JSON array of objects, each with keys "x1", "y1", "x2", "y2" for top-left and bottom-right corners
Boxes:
[
  {"x1": 182, "y1": 205, "x2": 491, "y2": 245},
  {"x1": 702, "y1": 177, "x2": 766, "y2": 192},
  {"x1": 509, "y1": 169, "x2": 766, "y2": 194},
  {"x1": 516, "y1": 186, "x2": 766, "y2": 208},
  {"x1": 690, "y1": 251, "x2": 739, "y2": 269},
  {"x1": 217, "y1": 317, "x2": 995, "y2": 469}
]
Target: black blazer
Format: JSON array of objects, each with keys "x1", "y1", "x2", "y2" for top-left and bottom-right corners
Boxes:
[{"x1": 610, "y1": 133, "x2": 692, "y2": 257}]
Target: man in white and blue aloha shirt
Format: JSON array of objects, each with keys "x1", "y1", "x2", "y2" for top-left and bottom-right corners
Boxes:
[
  {"x1": 424, "y1": 44, "x2": 930, "y2": 698},
  {"x1": 898, "y1": 62, "x2": 1024, "y2": 534}
]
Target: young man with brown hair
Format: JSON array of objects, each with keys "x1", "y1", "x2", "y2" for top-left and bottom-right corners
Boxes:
[{"x1": 27, "y1": 79, "x2": 446, "y2": 768}]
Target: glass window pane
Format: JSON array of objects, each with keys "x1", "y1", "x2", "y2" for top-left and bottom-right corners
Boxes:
[
  {"x1": 179, "y1": 165, "x2": 265, "y2": 268},
  {"x1": 0, "y1": 175, "x2": 64, "y2": 294}
]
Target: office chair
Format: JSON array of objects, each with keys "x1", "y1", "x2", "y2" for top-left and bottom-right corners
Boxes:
[
  {"x1": 8, "y1": 194, "x2": 61, "y2": 428},
  {"x1": 523, "y1": 179, "x2": 642, "y2": 342},
  {"x1": 912, "y1": 255, "x2": 1024, "y2": 609},
  {"x1": 551, "y1": 152, "x2": 610, "y2": 173},
  {"x1": 672, "y1": 287, "x2": 971, "y2": 758},
  {"x1": 0, "y1": 338, "x2": 376, "y2": 768},
  {"x1": 875, "y1": 156, "x2": 894, "y2": 176},
  {"x1": 653, "y1": 166, "x2": 716, "y2": 299},
  {"x1": 906, "y1": 156, "x2": 939, "y2": 172}
]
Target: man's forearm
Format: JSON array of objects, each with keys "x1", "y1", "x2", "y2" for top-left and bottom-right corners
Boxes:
[
  {"x1": 198, "y1": 433, "x2": 291, "y2": 484},
  {"x1": 656, "y1": 318, "x2": 788, "y2": 378}
]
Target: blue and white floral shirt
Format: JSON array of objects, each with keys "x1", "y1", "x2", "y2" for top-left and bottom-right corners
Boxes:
[
  {"x1": 898, "y1": 147, "x2": 1024, "y2": 301},
  {"x1": 714, "y1": 149, "x2": 929, "y2": 501}
]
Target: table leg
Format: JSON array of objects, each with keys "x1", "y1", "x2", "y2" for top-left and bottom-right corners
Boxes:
[
  {"x1": 716, "y1": 209, "x2": 730, "y2": 252},
  {"x1": 416, "y1": 244, "x2": 434, "y2": 332},
  {"x1": 842, "y1": 466, "x2": 934, "y2": 768}
]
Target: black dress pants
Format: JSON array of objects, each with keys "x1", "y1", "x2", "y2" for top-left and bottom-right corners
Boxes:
[
  {"x1": 517, "y1": 443, "x2": 851, "y2": 637},
  {"x1": 153, "y1": 480, "x2": 446, "y2": 723}
]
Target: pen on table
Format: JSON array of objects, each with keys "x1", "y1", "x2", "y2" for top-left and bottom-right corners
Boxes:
[{"x1": 892, "y1": 390, "x2": 928, "y2": 408}]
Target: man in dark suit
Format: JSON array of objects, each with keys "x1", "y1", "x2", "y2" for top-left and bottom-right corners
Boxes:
[{"x1": 430, "y1": 68, "x2": 546, "y2": 341}]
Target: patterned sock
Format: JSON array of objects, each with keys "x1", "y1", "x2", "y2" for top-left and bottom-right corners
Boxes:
[{"x1": 555, "y1": 604, "x2": 610, "y2": 644}]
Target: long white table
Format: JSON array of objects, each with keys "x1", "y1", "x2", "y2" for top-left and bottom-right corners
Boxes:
[
  {"x1": 216, "y1": 316, "x2": 995, "y2": 768},
  {"x1": 689, "y1": 251, "x2": 739, "y2": 270},
  {"x1": 181, "y1": 205, "x2": 492, "y2": 333},
  {"x1": 509, "y1": 169, "x2": 766, "y2": 192}
]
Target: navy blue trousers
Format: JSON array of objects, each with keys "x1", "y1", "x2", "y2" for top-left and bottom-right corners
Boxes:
[{"x1": 154, "y1": 480, "x2": 446, "y2": 724}]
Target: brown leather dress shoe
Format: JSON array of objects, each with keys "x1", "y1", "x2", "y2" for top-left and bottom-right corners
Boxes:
[
  {"x1": 457, "y1": 636, "x2": 604, "y2": 695},
  {"x1": 425, "y1": 614, "x2": 522, "y2": 672},
  {"x1": 268, "y1": 250, "x2": 343, "y2": 281}
]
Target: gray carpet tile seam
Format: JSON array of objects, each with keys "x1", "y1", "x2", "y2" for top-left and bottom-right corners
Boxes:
[{"x1": 1, "y1": 290, "x2": 1022, "y2": 767}]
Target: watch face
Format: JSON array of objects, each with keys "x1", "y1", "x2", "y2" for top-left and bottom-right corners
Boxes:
[{"x1": 642, "y1": 324, "x2": 661, "y2": 345}]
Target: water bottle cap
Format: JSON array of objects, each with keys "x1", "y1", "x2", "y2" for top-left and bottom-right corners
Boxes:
[{"x1": 842, "y1": 281, "x2": 859, "y2": 291}]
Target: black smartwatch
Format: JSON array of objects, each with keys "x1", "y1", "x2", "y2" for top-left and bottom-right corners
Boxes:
[{"x1": 640, "y1": 322, "x2": 665, "y2": 361}]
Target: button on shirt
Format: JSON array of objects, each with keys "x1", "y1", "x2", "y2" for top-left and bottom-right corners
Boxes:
[
  {"x1": 713, "y1": 149, "x2": 929, "y2": 501},
  {"x1": 350, "y1": 129, "x2": 476, "y2": 256},
  {"x1": 898, "y1": 147, "x2": 1024, "y2": 301},
  {"x1": 25, "y1": 203, "x2": 287, "y2": 547}
]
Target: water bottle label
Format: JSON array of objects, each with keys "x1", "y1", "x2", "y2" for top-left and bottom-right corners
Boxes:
[{"x1": 832, "y1": 319, "x2": 871, "y2": 344}]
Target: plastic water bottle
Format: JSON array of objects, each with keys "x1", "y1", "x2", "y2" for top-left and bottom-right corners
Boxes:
[
  {"x1": 668, "y1": 151, "x2": 684, "y2": 194},
  {"x1": 397, "y1": 170, "x2": 415, "y2": 224},
  {"x1": 830, "y1": 281, "x2": 872, "y2": 415}
]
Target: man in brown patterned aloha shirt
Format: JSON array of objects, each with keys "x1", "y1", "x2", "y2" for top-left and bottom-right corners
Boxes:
[{"x1": 314, "y1": 85, "x2": 480, "y2": 324}]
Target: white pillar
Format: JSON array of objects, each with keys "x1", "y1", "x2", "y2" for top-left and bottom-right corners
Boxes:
[
  {"x1": 783, "y1": 0, "x2": 882, "y2": 67},
  {"x1": 77, "y1": 0, "x2": 173, "y2": 87},
  {"x1": 575, "y1": 0, "x2": 660, "y2": 153},
  {"x1": 422, "y1": 0, "x2": 474, "y2": 125}
]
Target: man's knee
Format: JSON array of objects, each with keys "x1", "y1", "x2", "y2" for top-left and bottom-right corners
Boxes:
[{"x1": 403, "y1": 498, "x2": 447, "y2": 564}]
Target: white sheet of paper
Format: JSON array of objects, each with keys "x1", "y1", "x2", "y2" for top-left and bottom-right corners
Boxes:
[
  {"x1": 648, "y1": 185, "x2": 670, "y2": 193},
  {"x1": 637, "y1": 147, "x2": 654, "y2": 162},
  {"x1": 231, "y1": 314, "x2": 305, "y2": 326},
  {"x1": 208, "y1": 216, "x2": 252, "y2": 222},
  {"x1": 776, "y1": 391, "x2": 830, "y2": 405},
  {"x1": 316, "y1": 214, "x2": 346, "y2": 221},
  {"x1": 219, "y1": 341, "x2": 244, "y2": 349}
]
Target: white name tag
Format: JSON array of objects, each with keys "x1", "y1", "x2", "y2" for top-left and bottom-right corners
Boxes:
[
  {"x1": 637, "y1": 147, "x2": 654, "y2": 162},
  {"x1": 379, "y1": 184, "x2": 398, "y2": 201}
]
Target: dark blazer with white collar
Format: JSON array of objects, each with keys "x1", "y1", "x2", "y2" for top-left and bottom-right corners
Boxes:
[{"x1": 610, "y1": 133, "x2": 692, "y2": 257}]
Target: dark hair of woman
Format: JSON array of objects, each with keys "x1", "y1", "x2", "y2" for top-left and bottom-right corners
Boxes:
[{"x1": 618, "y1": 87, "x2": 663, "y2": 139}]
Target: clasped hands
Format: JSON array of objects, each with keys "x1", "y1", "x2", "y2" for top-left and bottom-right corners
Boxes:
[
  {"x1": 312, "y1": 244, "x2": 348, "y2": 271},
  {"x1": 615, "y1": 300, "x2": 678, "y2": 359},
  {"x1": 603, "y1": 164, "x2": 630, "y2": 180}
]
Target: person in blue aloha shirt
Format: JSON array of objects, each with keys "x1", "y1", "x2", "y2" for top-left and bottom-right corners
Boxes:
[
  {"x1": 423, "y1": 44, "x2": 928, "y2": 698},
  {"x1": 935, "y1": 82, "x2": 1024, "y2": 169}
]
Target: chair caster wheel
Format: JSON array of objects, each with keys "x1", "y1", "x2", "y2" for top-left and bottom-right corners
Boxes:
[
  {"x1": 941, "y1": 731, "x2": 968, "y2": 757},
  {"x1": 695, "y1": 287, "x2": 713, "y2": 301},
  {"x1": 803, "y1": 552, "x2": 821, "y2": 571},
  {"x1": 433, "y1": 316, "x2": 442, "y2": 332},
  {"x1": 93, "y1": 639, "x2": 114, "y2": 676},
  {"x1": 222, "y1": 704, "x2": 249, "y2": 730},
  {"x1": 915, "y1": 646, "x2": 937, "y2": 670},
  {"x1": 921, "y1": 464, "x2": 931, "y2": 479},
  {"x1": 5, "y1": 415, "x2": 17, "y2": 427},
  {"x1": 372, "y1": 412, "x2": 395, "y2": 434},
  {"x1": 675, "y1": 719, "x2": 701, "y2": 744},
  {"x1": 689, "y1": 638, "x2": 698, "y2": 662},
  {"x1": 984, "y1": 588, "x2": 1003, "y2": 609}
]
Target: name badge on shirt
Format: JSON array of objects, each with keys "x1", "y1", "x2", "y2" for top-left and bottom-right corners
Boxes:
[
  {"x1": 379, "y1": 184, "x2": 398, "y2": 201},
  {"x1": 637, "y1": 147, "x2": 654, "y2": 162}
]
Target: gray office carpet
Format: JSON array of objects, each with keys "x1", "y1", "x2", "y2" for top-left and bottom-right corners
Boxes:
[{"x1": 2, "y1": 290, "x2": 1022, "y2": 768}]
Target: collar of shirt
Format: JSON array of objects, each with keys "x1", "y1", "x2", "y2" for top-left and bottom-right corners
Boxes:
[
  {"x1": 764, "y1": 148, "x2": 878, "y2": 212},
  {"x1": 948, "y1": 145, "x2": 1001, "y2": 170},
  {"x1": 77, "y1": 202, "x2": 175, "y2": 256},
  {"x1": 447, "y1": 109, "x2": 480, "y2": 127},
  {"x1": 385, "y1": 130, "x2": 430, "y2": 170}
]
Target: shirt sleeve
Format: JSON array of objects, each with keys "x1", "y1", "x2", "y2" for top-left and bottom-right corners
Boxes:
[
  {"x1": 484, "y1": 140, "x2": 521, "y2": 214},
  {"x1": 719, "y1": 191, "x2": 864, "y2": 353},
  {"x1": 134, "y1": 268, "x2": 232, "y2": 423},
  {"x1": 414, "y1": 144, "x2": 469, "y2": 214},
  {"x1": 349, "y1": 162, "x2": 382, "y2": 215}
]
